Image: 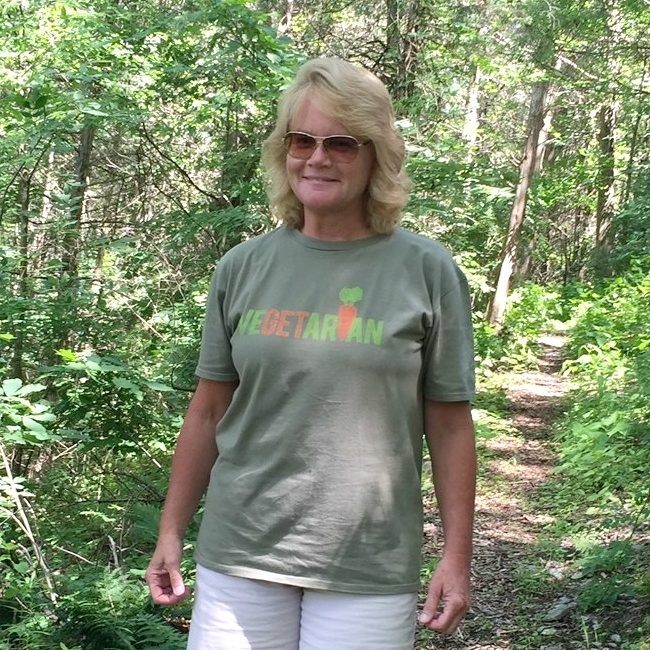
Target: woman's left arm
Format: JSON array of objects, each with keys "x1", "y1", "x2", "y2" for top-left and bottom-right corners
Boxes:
[{"x1": 419, "y1": 399, "x2": 476, "y2": 635}]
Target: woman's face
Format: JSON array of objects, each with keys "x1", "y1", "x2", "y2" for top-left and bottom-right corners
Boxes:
[{"x1": 285, "y1": 98, "x2": 374, "y2": 225}]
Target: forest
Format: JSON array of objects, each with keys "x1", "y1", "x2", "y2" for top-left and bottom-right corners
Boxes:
[{"x1": 0, "y1": 0, "x2": 648, "y2": 648}]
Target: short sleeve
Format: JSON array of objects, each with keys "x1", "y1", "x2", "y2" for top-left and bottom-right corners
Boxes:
[
  {"x1": 421, "y1": 262, "x2": 475, "y2": 401},
  {"x1": 195, "y1": 261, "x2": 239, "y2": 382}
]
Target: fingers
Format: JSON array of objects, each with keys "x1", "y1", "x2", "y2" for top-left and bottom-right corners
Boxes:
[
  {"x1": 146, "y1": 559, "x2": 191, "y2": 606},
  {"x1": 418, "y1": 583, "x2": 441, "y2": 626},
  {"x1": 421, "y1": 594, "x2": 469, "y2": 634},
  {"x1": 418, "y1": 566, "x2": 471, "y2": 635},
  {"x1": 145, "y1": 535, "x2": 191, "y2": 606},
  {"x1": 147, "y1": 568, "x2": 191, "y2": 605},
  {"x1": 169, "y1": 567, "x2": 188, "y2": 597}
]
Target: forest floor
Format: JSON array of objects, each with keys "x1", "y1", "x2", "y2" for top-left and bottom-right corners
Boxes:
[{"x1": 415, "y1": 334, "x2": 635, "y2": 650}]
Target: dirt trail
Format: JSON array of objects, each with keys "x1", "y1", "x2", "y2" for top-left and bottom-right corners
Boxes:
[{"x1": 417, "y1": 335, "x2": 571, "y2": 649}]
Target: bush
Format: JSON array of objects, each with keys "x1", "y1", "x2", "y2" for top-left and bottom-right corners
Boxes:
[{"x1": 558, "y1": 270, "x2": 650, "y2": 518}]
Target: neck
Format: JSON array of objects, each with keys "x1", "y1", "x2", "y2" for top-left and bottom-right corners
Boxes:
[{"x1": 301, "y1": 211, "x2": 373, "y2": 242}]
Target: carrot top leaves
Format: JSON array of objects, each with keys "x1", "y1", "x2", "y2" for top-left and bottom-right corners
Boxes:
[{"x1": 339, "y1": 287, "x2": 363, "y2": 305}]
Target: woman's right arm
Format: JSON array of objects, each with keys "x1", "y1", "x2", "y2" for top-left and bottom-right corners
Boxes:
[{"x1": 145, "y1": 378, "x2": 237, "y2": 605}]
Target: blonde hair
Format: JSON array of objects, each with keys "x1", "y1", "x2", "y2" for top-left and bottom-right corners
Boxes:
[{"x1": 261, "y1": 58, "x2": 410, "y2": 234}]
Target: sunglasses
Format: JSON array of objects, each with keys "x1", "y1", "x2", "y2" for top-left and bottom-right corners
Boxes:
[{"x1": 283, "y1": 131, "x2": 370, "y2": 163}]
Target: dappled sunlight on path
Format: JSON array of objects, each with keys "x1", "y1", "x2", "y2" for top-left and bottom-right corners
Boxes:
[{"x1": 417, "y1": 335, "x2": 572, "y2": 649}]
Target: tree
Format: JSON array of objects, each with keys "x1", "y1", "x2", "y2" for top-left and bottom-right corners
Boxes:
[{"x1": 488, "y1": 80, "x2": 549, "y2": 327}]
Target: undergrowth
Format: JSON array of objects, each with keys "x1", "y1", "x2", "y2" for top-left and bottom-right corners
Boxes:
[
  {"x1": 518, "y1": 269, "x2": 650, "y2": 649},
  {"x1": 476, "y1": 281, "x2": 567, "y2": 377},
  {"x1": 3, "y1": 275, "x2": 648, "y2": 648},
  {"x1": 0, "y1": 568, "x2": 189, "y2": 649}
]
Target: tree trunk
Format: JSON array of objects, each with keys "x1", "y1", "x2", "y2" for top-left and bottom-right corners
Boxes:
[
  {"x1": 594, "y1": 0, "x2": 623, "y2": 254},
  {"x1": 40, "y1": 149, "x2": 56, "y2": 224},
  {"x1": 487, "y1": 81, "x2": 549, "y2": 328},
  {"x1": 385, "y1": 0, "x2": 420, "y2": 100},
  {"x1": 61, "y1": 124, "x2": 95, "y2": 281},
  {"x1": 534, "y1": 59, "x2": 562, "y2": 173},
  {"x1": 56, "y1": 123, "x2": 95, "y2": 349},
  {"x1": 11, "y1": 168, "x2": 31, "y2": 380},
  {"x1": 278, "y1": 0, "x2": 294, "y2": 33},
  {"x1": 385, "y1": 0, "x2": 400, "y2": 95},
  {"x1": 595, "y1": 100, "x2": 617, "y2": 250},
  {"x1": 462, "y1": 64, "x2": 481, "y2": 153},
  {"x1": 623, "y1": 57, "x2": 647, "y2": 204},
  {"x1": 400, "y1": 0, "x2": 420, "y2": 98},
  {"x1": 533, "y1": 107, "x2": 552, "y2": 174}
]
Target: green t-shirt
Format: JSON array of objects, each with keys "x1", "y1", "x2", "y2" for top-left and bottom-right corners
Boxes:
[{"x1": 194, "y1": 226, "x2": 475, "y2": 594}]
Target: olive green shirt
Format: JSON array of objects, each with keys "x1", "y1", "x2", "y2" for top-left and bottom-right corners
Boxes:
[{"x1": 195, "y1": 226, "x2": 475, "y2": 594}]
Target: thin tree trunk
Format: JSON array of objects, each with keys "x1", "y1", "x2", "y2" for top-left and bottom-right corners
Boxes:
[
  {"x1": 594, "y1": 0, "x2": 623, "y2": 252},
  {"x1": 385, "y1": 0, "x2": 420, "y2": 99},
  {"x1": 278, "y1": 0, "x2": 294, "y2": 33},
  {"x1": 61, "y1": 124, "x2": 95, "y2": 282},
  {"x1": 462, "y1": 64, "x2": 481, "y2": 152},
  {"x1": 91, "y1": 245, "x2": 105, "y2": 298},
  {"x1": 595, "y1": 101, "x2": 617, "y2": 249},
  {"x1": 40, "y1": 149, "x2": 56, "y2": 223},
  {"x1": 623, "y1": 58, "x2": 647, "y2": 204},
  {"x1": 487, "y1": 81, "x2": 549, "y2": 328},
  {"x1": 533, "y1": 107, "x2": 552, "y2": 174},
  {"x1": 385, "y1": 0, "x2": 401, "y2": 96},
  {"x1": 56, "y1": 123, "x2": 95, "y2": 348},
  {"x1": 1, "y1": 444, "x2": 58, "y2": 605},
  {"x1": 534, "y1": 59, "x2": 562, "y2": 173},
  {"x1": 11, "y1": 169, "x2": 31, "y2": 380},
  {"x1": 400, "y1": 0, "x2": 420, "y2": 98}
]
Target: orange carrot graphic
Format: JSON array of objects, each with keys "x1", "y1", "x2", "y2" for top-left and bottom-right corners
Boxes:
[{"x1": 337, "y1": 287, "x2": 363, "y2": 341}]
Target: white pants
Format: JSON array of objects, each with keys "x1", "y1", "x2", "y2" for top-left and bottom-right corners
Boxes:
[{"x1": 187, "y1": 564, "x2": 417, "y2": 650}]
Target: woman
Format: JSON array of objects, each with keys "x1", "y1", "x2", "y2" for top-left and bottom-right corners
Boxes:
[{"x1": 146, "y1": 57, "x2": 476, "y2": 649}]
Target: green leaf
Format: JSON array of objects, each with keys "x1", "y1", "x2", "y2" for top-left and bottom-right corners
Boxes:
[
  {"x1": 0, "y1": 332, "x2": 16, "y2": 341},
  {"x1": 21, "y1": 416, "x2": 48, "y2": 436},
  {"x1": 112, "y1": 378, "x2": 140, "y2": 391},
  {"x1": 2, "y1": 378, "x2": 22, "y2": 397},
  {"x1": 12, "y1": 561, "x2": 30, "y2": 575},
  {"x1": 16, "y1": 383, "x2": 47, "y2": 397},
  {"x1": 80, "y1": 107, "x2": 109, "y2": 117},
  {"x1": 143, "y1": 381, "x2": 175, "y2": 392},
  {"x1": 3, "y1": 430, "x2": 27, "y2": 444},
  {"x1": 30, "y1": 412, "x2": 56, "y2": 423},
  {"x1": 30, "y1": 402, "x2": 51, "y2": 415},
  {"x1": 56, "y1": 349, "x2": 78, "y2": 362}
]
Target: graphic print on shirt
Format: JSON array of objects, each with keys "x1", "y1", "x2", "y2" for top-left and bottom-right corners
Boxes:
[
  {"x1": 234, "y1": 286, "x2": 384, "y2": 346},
  {"x1": 336, "y1": 287, "x2": 363, "y2": 341}
]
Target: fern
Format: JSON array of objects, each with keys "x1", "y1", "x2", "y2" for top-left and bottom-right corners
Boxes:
[
  {"x1": 55, "y1": 597, "x2": 135, "y2": 650},
  {"x1": 130, "y1": 613, "x2": 187, "y2": 650},
  {"x1": 52, "y1": 569, "x2": 186, "y2": 650}
]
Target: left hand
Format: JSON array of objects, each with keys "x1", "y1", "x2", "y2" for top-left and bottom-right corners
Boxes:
[
  {"x1": 145, "y1": 534, "x2": 191, "y2": 606},
  {"x1": 418, "y1": 555, "x2": 471, "y2": 635}
]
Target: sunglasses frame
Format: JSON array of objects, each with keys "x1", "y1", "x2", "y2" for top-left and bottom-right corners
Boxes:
[{"x1": 283, "y1": 131, "x2": 370, "y2": 162}]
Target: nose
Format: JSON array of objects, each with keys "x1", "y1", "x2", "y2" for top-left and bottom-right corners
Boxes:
[{"x1": 306, "y1": 141, "x2": 331, "y2": 165}]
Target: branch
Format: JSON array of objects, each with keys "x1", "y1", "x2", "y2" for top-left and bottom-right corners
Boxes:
[
  {"x1": 0, "y1": 138, "x2": 52, "y2": 226},
  {"x1": 139, "y1": 123, "x2": 232, "y2": 206},
  {"x1": 0, "y1": 163, "x2": 27, "y2": 226},
  {"x1": 51, "y1": 544, "x2": 94, "y2": 565},
  {"x1": 0, "y1": 444, "x2": 58, "y2": 604},
  {"x1": 556, "y1": 54, "x2": 600, "y2": 81},
  {"x1": 107, "y1": 534, "x2": 120, "y2": 568}
]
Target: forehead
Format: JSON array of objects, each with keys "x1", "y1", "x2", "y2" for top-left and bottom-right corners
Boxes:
[{"x1": 289, "y1": 97, "x2": 350, "y2": 136}]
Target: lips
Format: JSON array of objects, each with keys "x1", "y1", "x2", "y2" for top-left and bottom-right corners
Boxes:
[{"x1": 303, "y1": 175, "x2": 338, "y2": 182}]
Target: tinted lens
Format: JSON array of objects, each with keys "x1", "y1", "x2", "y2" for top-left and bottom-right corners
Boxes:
[
  {"x1": 284, "y1": 132, "x2": 362, "y2": 161},
  {"x1": 287, "y1": 133, "x2": 317, "y2": 157},
  {"x1": 324, "y1": 136, "x2": 360, "y2": 161}
]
